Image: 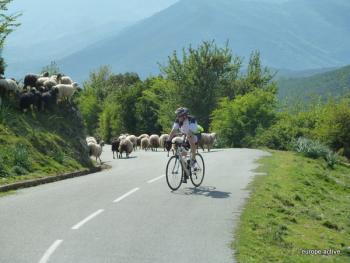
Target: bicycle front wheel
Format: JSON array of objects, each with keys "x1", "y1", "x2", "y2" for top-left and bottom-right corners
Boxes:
[
  {"x1": 190, "y1": 153, "x2": 205, "y2": 187},
  {"x1": 166, "y1": 156, "x2": 183, "y2": 191}
]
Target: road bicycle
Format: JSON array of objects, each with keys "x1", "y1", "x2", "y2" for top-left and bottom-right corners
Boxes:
[{"x1": 165, "y1": 136, "x2": 205, "y2": 191}]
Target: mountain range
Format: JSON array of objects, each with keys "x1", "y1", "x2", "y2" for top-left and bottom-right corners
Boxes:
[
  {"x1": 4, "y1": 0, "x2": 350, "y2": 82},
  {"x1": 2, "y1": 0, "x2": 178, "y2": 78}
]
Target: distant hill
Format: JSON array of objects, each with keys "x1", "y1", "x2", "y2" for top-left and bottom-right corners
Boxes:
[
  {"x1": 3, "y1": 0, "x2": 178, "y2": 79},
  {"x1": 278, "y1": 65, "x2": 350, "y2": 100},
  {"x1": 57, "y1": 0, "x2": 350, "y2": 82},
  {"x1": 274, "y1": 67, "x2": 338, "y2": 79}
]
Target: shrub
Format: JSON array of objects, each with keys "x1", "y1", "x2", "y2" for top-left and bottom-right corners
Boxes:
[
  {"x1": 51, "y1": 150, "x2": 66, "y2": 164},
  {"x1": 325, "y1": 151, "x2": 340, "y2": 169},
  {"x1": 0, "y1": 102, "x2": 11, "y2": 124},
  {"x1": 12, "y1": 144, "x2": 31, "y2": 171},
  {"x1": 314, "y1": 99, "x2": 350, "y2": 158},
  {"x1": 293, "y1": 137, "x2": 340, "y2": 168},
  {"x1": 211, "y1": 89, "x2": 277, "y2": 147},
  {"x1": 0, "y1": 155, "x2": 9, "y2": 177},
  {"x1": 294, "y1": 137, "x2": 328, "y2": 159},
  {"x1": 11, "y1": 165, "x2": 28, "y2": 175}
]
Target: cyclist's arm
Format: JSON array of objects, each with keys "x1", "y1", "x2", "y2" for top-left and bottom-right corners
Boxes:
[{"x1": 168, "y1": 122, "x2": 180, "y2": 141}]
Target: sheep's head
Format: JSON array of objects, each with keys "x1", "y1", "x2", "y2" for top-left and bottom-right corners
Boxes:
[{"x1": 70, "y1": 82, "x2": 81, "y2": 91}]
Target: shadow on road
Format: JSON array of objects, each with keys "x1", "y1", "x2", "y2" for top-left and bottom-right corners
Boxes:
[
  {"x1": 117, "y1": 156, "x2": 138, "y2": 160},
  {"x1": 173, "y1": 186, "x2": 231, "y2": 199},
  {"x1": 198, "y1": 149, "x2": 223, "y2": 153}
]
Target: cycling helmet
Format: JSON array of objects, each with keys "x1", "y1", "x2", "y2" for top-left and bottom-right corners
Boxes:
[{"x1": 175, "y1": 107, "x2": 189, "y2": 117}]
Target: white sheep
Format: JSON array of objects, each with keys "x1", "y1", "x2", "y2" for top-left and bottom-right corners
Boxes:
[
  {"x1": 86, "y1": 136, "x2": 97, "y2": 144},
  {"x1": 126, "y1": 135, "x2": 137, "y2": 151},
  {"x1": 118, "y1": 138, "x2": 133, "y2": 158},
  {"x1": 137, "y1": 134, "x2": 149, "y2": 149},
  {"x1": 88, "y1": 142, "x2": 103, "y2": 164},
  {"x1": 118, "y1": 134, "x2": 128, "y2": 141},
  {"x1": 43, "y1": 78, "x2": 58, "y2": 90},
  {"x1": 0, "y1": 78, "x2": 19, "y2": 105},
  {"x1": 159, "y1": 134, "x2": 169, "y2": 151},
  {"x1": 60, "y1": 76, "x2": 73, "y2": 85},
  {"x1": 55, "y1": 82, "x2": 79, "y2": 102},
  {"x1": 149, "y1": 134, "x2": 160, "y2": 151},
  {"x1": 36, "y1": 77, "x2": 50, "y2": 88},
  {"x1": 171, "y1": 136, "x2": 184, "y2": 155},
  {"x1": 141, "y1": 137, "x2": 150, "y2": 151},
  {"x1": 198, "y1": 133, "x2": 216, "y2": 152}
]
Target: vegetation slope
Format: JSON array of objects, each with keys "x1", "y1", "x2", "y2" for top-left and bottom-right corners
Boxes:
[
  {"x1": 278, "y1": 65, "x2": 350, "y2": 101},
  {"x1": 234, "y1": 151, "x2": 350, "y2": 262},
  {"x1": 0, "y1": 99, "x2": 92, "y2": 186}
]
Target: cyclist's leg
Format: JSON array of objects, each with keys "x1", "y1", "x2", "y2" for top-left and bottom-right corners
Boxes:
[{"x1": 187, "y1": 132, "x2": 197, "y2": 161}]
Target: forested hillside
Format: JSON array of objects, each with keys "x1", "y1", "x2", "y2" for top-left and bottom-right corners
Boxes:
[{"x1": 278, "y1": 65, "x2": 350, "y2": 100}]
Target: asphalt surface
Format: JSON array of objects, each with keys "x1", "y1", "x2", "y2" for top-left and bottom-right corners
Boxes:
[{"x1": 0, "y1": 146, "x2": 268, "y2": 263}]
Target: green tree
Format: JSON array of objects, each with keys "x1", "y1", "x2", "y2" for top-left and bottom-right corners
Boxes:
[
  {"x1": 78, "y1": 67, "x2": 143, "y2": 141},
  {"x1": 141, "y1": 77, "x2": 181, "y2": 132},
  {"x1": 0, "y1": 0, "x2": 21, "y2": 76},
  {"x1": 160, "y1": 40, "x2": 241, "y2": 130},
  {"x1": 315, "y1": 98, "x2": 350, "y2": 157},
  {"x1": 77, "y1": 88, "x2": 100, "y2": 136},
  {"x1": 211, "y1": 89, "x2": 277, "y2": 147},
  {"x1": 77, "y1": 67, "x2": 112, "y2": 136},
  {"x1": 234, "y1": 51, "x2": 277, "y2": 96}
]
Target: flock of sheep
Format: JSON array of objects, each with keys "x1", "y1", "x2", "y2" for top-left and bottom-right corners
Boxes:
[
  {"x1": 86, "y1": 132, "x2": 217, "y2": 164},
  {"x1": 0, "y1": 72, "x2": 80, "y2": 111}
]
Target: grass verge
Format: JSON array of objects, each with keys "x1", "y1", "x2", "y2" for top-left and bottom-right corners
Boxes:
[{"x1": 234, "y1": 150, "x2": 350, "y2": 262}]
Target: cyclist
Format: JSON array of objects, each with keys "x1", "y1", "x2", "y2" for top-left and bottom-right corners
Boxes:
[{"x1": 166, "y1": 107, "x2": 201, "y2": 171}]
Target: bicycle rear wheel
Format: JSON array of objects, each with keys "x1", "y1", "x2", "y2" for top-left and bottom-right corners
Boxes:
[
  {"x1": 190, "y1": 153, "x2": 205, "y2": 187},
  {"x1": 166, "y1": 156, "x2": 183, "y2": 191}
]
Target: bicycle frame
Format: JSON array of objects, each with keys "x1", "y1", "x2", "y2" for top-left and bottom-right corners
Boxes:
[{"x1": 173, "y1": 135, "x2": 191, "y2": 177}]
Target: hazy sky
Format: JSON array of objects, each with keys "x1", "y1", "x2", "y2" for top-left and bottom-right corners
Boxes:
[{"x1": 6, "y1": 0, "x2": 179, "y2": 45}]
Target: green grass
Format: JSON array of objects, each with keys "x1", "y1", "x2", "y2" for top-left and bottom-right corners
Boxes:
[
  {"x1": 234, "y1": 150, "x2": 350, "y2": 262},
  {"x1": 0, "y1": 99, "x2": 92, "y2": 187}
]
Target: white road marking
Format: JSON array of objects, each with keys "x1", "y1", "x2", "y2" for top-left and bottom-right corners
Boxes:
[
  {"x1": 147, "y1": 175, "x2": 165, "y2": 184},
  {"x1": 71, "y1": 209, "x2": 104, "y2": 230},
  {"x1": 113, "y1": 188, "x2": 140, "y2": 203},
  {"x1": 39, "y1": 239, "x2": 63, "y2": 263}
]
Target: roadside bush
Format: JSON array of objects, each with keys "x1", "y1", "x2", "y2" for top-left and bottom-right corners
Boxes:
[
  {"x1": 0, "y1": 155, "x2": 9, "y2": 177},
  {"x1": 211, "y1": 89, "x2": 277, "y2": 147},
  {"x1": 325, "y1": 151, "x2": 340, "y2": 169},
  {"x1": 51, "y1": 149, "x2": 66, "y2": 164},
  {"x1": 314, "y1": 99, "x2": 350, "y2": 158},
  {"x1": 0, "y1": 102, "x2": 11, "y2": 124},
  {"x1": 12, "y1": 144, "x2": 31, "y2": 171},
  {"x1": 293, "y1": 137, "x2": 328, "y2": 159},
  {"x1": 11, "y1": 165, "x2": 28, "y2": 175},
  {"x1": 293, "y1": 137, "x2": 340, "y2": 168}
]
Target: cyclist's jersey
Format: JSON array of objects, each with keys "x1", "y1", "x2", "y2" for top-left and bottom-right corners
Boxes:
[{"x1": 172, "y1": 116, "x2": 200, "y2": 136}]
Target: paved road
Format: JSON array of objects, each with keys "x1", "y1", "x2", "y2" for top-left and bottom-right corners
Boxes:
[{"x1": 0, "y1": 147, "x2": 268, "y2": 263}]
